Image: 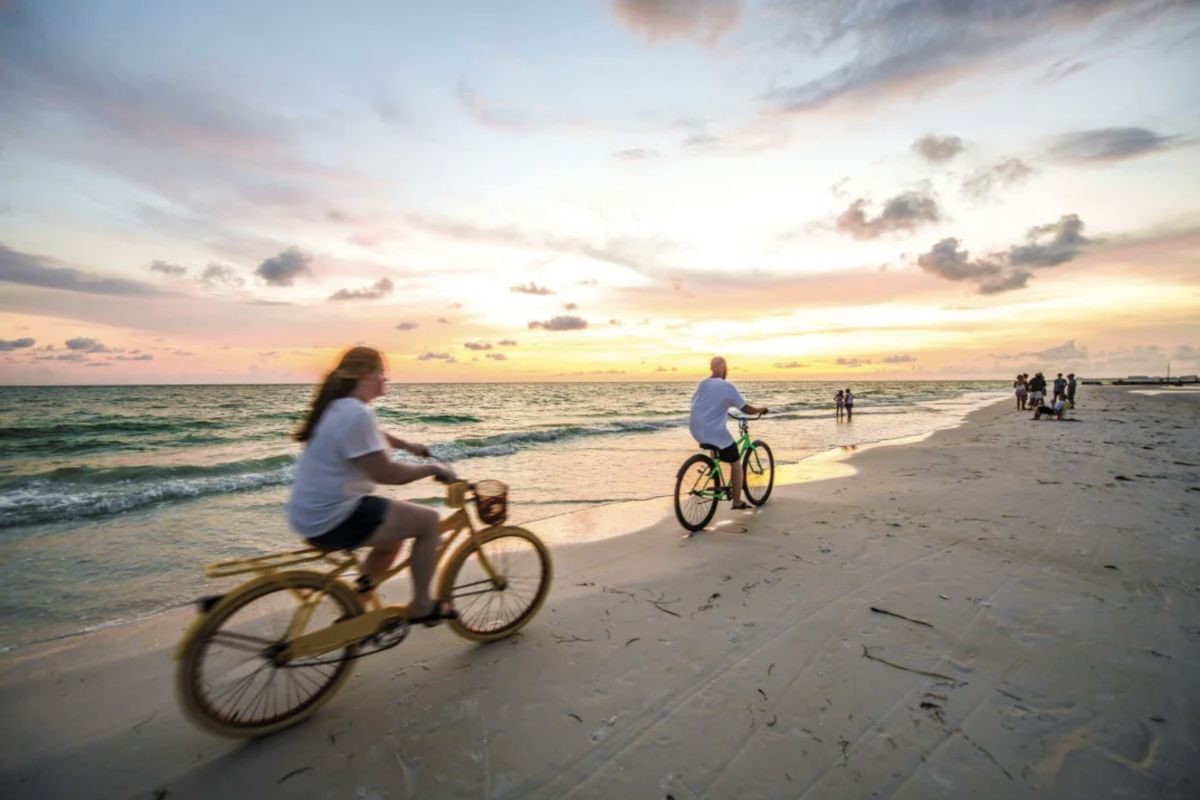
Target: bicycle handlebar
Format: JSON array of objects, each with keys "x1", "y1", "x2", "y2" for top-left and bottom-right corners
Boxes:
[{"x1": 727, "y1": 411, "x2": 767, "y2": 421}]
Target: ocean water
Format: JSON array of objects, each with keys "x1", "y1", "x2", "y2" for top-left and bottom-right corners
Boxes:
[{"x1": 0, "y1": 381, "x2": 1004, "y2": 649}]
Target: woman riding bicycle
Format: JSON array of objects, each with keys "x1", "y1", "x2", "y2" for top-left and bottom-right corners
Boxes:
[{"x1": 286, "y1": 346, "x2": 457, "y2": 624}]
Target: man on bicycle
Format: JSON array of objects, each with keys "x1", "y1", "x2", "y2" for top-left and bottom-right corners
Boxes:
[{"x1": 689, "y1": 356, "x2": 768, "y2": 510}]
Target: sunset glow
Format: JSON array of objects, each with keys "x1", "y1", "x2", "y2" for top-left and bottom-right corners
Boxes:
[{"x1": 1, "y1": 1, "x2": 1198, "y2": 384}]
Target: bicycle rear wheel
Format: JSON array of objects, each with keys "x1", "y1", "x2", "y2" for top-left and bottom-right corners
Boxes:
[
  {"x1": 674, "y1": 453, "x2": 720, "y2": 532},
  {"x1": 175, "y1": 571, "x2": 363, "y2": 738},
  {"x1": 743, "y1": 440, "x2": 775, "y2": 506},
  {"x1": 440, "y1": 526, "x2": 552, "y2": 643}
]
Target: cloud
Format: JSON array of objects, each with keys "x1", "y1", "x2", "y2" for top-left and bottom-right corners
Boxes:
[
  {"x1": 329, "y1": 277, "x2": 394, "y2": 301},
  {"x1": 962, "y1": 158, "x2": 1035, "y2": 200},
  {"x1": 113, "y1": 353, "x2": 154, "y2": 361},
  {"x1": 464, "y1": 341, "x2": 492, "y2": 351},
  {"x1": 1172, "y1": 345, "x2": 1199, "y2": 362},
  {"x1": 836, "y1": 357, "x2": 870, "y2": 368},
  {"x1": 416, "y1": 351, "x2": 456, "y2": 362},
  {"x1": 882, "y1": 354, "x2": 917, "y2": 363},
  {"x1": 1008, "y1": 214, "x2": 1089, "y2": 267},
  {"x1": 511, "y1": 281, "x2": 556, "y2": 296},
  {"x1": 762, "y1": 1, "x2": 1175, "y2": 113},
  {"x1": 912, "y1": 134, "x2": 965, "y2": 163},
  {"x1": 835, "y1": 191, "x2": 941, "y2": 239},
  {"x1": 978, "y1": 270, "x2": 1033, "y2": 294},
  {"x1": 255, "y1": 247, "x2": 313, "y2": 286},
  {"x1": 34, "y1": 352, "x2": 87, "y2": 362},
  {"x1": 655, "y1": 366, "x2": 678, "y2": 372},
  {"x1": 683, "y1": 133, "x2": 724, "y2": 150},
  {"x1": 85, "y1": 362, "x2": 112, "y2": 368},
  {"x1": 486, "y1": 352, "x2": 508, "y2": 361},
  {"x1": 1026, "y1": 340, "x2": 1088, "y2": 361},
  {"x1": 66, "y1": 337, "x2": 116, "y2": 353},
  {"x1": 0, "y1": 337, "x2": 35, "y2": 351},
  {"x1": 774, "y1": 361, "x2": 808, "y2": 369},
  {"x1": 456, "y1": 80, "x2": 535, "y2": 129},
  {"x1": 149, "y1": 260, "x2": 188, "y2": 276},
  {"x1": 612, "y1": 0, "x2": 742, "y2": 44},
  {"x1": 613, "y1": 148, "x2": 661, "y2": 160},
  {"x1": 916, "y1": 214, "x2": 1089, "y2": 294},
  {"x1": 0, "y1": 242, "x2": 162, "y2": 297},
  {"x1": 407, "y1": 213, "x2": 675, "y2": 280},
  {"x1": 498, "y1": 339, "x2": 518, "y2": 346},
  {"x1": 437, "y1": 317, "x2": 451, "y2": 324},
  {"x1": 199, "y1": 263, "x2": 245, "y2": 287},
  {"x1": 563, "y1": 302, "x2": 578, "y2": 311},
  {"x1": 1049, "y1": 127, "x2": 1182, "y2": 162},
  {"x1": 1042, "y1": 58, "x2": 1090, "y2": 83},
  {"x1": 528, "y1": 315, "x2": 588, "y2": 331},
  {"x1": 396, "y1": 321, "x2": 418, "y2": 331}
]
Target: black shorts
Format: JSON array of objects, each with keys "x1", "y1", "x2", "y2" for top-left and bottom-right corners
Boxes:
[
  {"x1": 307, "y1": 496, "x2": 388, "y2": 552},
  {"x1": 702, "y1": 442, "x2": 740, "y2": 464}
]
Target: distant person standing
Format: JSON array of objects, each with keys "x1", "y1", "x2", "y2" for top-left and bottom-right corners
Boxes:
[
  {"x1": 835, "y1": 389, "x2": 845, "y2": 421},
  {"x1": 1067, "y1": 373, "x2": 1077, "y2": 407},
  {"x1": 1053, "y1": 373, "x2": 1067, "y2": 403},
  {"x1": 1013, "y1": 374, "x2": 1027, "y2": 410},
  {"x1": 688, "y1": 356, "x2": 768, "y2": 510},
  {"x1": 1029, "y1": 372, "x2": 1047, "y2": 408},
  {"x1": 844, "y1": 388, "x2": 854, "y2": 421}
]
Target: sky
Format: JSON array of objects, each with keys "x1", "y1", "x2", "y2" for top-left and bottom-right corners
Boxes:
[{"x1": 1, "y1": 0, "x2": 1198, "y2": 384}]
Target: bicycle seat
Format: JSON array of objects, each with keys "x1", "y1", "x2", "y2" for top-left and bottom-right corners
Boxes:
[{"x1": 699, "y1": 445, "x2": 721, "y2": 456}]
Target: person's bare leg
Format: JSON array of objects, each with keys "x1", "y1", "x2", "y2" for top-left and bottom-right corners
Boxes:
[
  {"x1": 731, "y1": 460, "x2": 745, "y2": 506},
  {"x1": 361, "y1": 500, "x2": 442, "y2": 616}
]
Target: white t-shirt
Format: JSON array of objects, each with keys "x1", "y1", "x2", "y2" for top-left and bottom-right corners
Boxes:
[
  {"x1": 286, "y1": 398, "x2": 387, "y2": 538},
  {"x1": 689, "y1": 377, "x2": 746, "y2": 448}
]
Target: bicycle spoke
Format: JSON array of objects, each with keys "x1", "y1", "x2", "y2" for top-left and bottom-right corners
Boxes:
[{"x1": 184, "y1": 576, "x2": 360, "y2": 733}]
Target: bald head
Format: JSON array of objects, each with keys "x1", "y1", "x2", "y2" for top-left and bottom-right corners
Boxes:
[{"x1": 710, "y1": 356, "x2": 727, "y2": 379}]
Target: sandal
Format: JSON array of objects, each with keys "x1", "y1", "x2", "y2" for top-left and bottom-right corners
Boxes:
[
  {"x1": 408, "y1": 602, "x2": 459, "y2": 627},
  {"x1": 731, "y1": 501, "x2": 752, "y2": 510}
]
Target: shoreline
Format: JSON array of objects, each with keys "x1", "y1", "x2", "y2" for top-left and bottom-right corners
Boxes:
[{"x1": 0, "y1": 393, "x2": 1006, "y2": 656}]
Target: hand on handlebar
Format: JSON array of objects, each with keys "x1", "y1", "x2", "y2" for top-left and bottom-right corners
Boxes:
[{"x1": 432, "y1": 464, "x2": 458, "y2": 484}]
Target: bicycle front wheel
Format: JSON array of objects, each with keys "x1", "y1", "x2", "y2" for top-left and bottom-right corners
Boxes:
[
  {"x1": 675, "y1": 453, "x2": 720, "y2": 532},
  {"x1": 743, "y1": 440, "x2": 775, "y2": 506},
  {"x1": 175, "y1": 571, "x2": 363, "y2": 738},
  {"x1": 440, "y1": 526, "x2": 552, "y2": 643}
]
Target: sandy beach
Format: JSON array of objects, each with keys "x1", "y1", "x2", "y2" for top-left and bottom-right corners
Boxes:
[{"x1": 2, "y1": 386, "x2": 1197, "y2": 799}]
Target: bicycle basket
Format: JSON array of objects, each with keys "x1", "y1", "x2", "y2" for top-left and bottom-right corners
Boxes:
[{"x1": 473, "y1": 480, "x2": 508, "y2": 526}]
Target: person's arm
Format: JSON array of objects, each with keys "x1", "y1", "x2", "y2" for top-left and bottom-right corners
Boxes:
[
  {"x1": 384, "y1": 431, "x2": 431, "y2": 458},
  {"x1": 740, "y1": 403, "x2": 768, "y2": 416},
  {"x1": 353, "y1": 450, "x2": 454, "y2": 485}
]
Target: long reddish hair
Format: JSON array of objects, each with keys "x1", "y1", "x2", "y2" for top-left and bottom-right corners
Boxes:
[{"x1": 294, "y1": 346, "x2": 384, "y2": 442}]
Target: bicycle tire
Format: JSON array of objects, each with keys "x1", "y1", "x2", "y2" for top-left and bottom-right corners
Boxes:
[
  {"x1": 743, "y1": 440, "x2": 775, "y2": 506},
  {"x1": 175, "y1": 570, "x2": 363, "y2": 738},
  {"x1": 674, "y1": 453, "x2": 720, "y2": 532},
  {"x1": 438, "y1": 526, "x2": 552, "y2": 643}
]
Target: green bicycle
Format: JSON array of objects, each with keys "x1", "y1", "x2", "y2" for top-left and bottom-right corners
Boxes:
[{"x1": 673, "y1": 412, "x2": 775, "y2": 532}]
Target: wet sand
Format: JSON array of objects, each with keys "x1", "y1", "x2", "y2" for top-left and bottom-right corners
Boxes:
[{"x1": 1, "y1": 386, "x2": 1197, "y2": 799}]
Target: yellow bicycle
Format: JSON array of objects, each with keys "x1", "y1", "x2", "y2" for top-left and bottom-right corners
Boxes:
[{"x1": 174, "y1": 480, "x2": 551, "y2": 738}]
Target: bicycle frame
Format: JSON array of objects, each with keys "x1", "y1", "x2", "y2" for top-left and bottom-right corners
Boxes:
[
  {"x1": 180, "y1": 481, "x2": 503, "y2": 662},
  {"x1": 689, "y1": 417, "x2": 763, "y2": 501}
]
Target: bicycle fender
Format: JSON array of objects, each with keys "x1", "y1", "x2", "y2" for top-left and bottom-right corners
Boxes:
[{"x1": 171, "y1": 570, "x2": 349, "y2": 661}]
